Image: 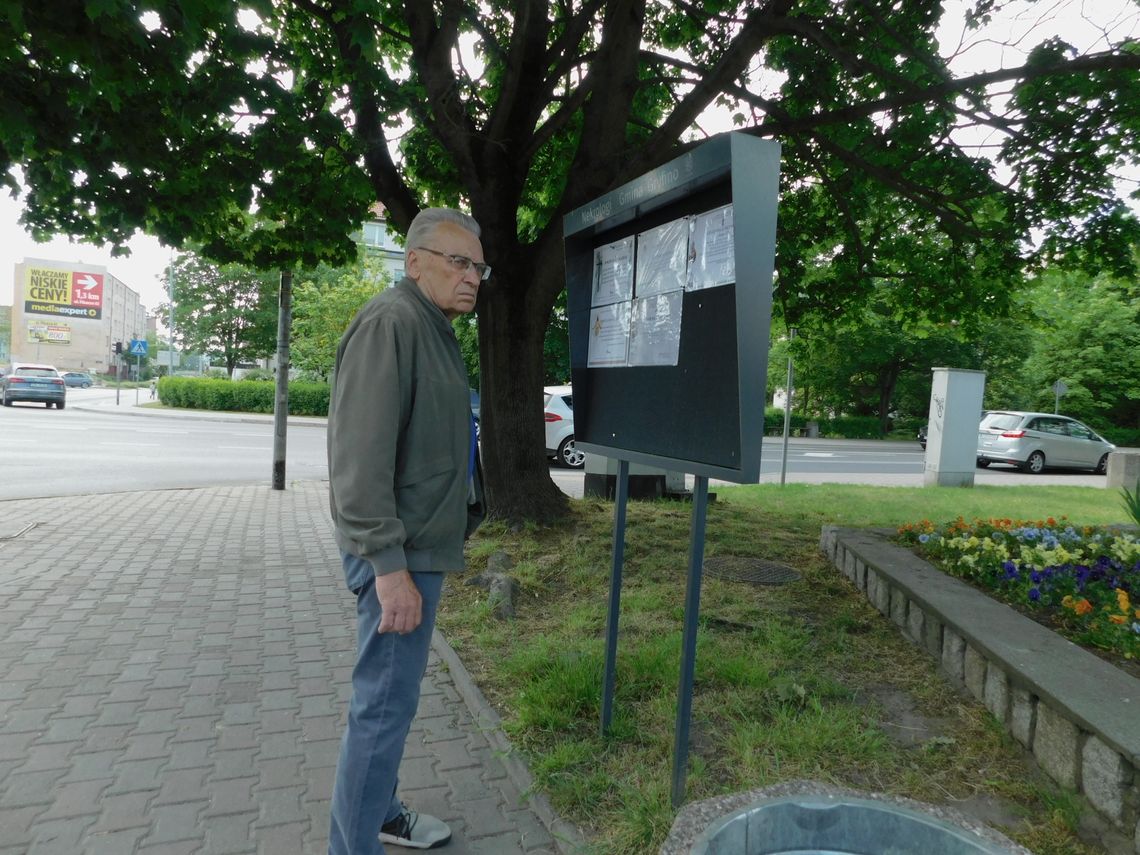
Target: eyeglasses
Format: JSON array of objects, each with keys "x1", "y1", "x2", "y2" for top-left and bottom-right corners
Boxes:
[{"x1": 413, "y1": 246, "x2": 492, "y2": 281}]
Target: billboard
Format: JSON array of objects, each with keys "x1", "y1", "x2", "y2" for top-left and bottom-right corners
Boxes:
[
  {"x1": 23, "y1": 266, "x2": 104, "y2": 320},
  {"x1": 27, "y1": 321, "x2": 71, "y2": 344}
]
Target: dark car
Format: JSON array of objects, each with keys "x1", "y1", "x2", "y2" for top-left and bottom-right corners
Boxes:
[
  {"x1": 62, "y1": 371, "x2": 95, "y2": 388},
  {"x1": 1, "y1": 363, "x2": 67, "y2": 408},
  {"x1": 917, "y1": 425, "x2": 927, "y2": 449},
  {"x1": 470, "y1": 388, "x2": 481, "y2": 438}
]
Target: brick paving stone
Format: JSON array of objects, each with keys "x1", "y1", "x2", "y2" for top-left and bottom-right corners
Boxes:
[
  {"x1": 90, "y1": 791, "x2": 153, "y2": 833},
  {"x1": 81, "y1": 827, "x2": 150, "y2": 855}
]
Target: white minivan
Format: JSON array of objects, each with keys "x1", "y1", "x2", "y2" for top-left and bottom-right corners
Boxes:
[{"x1": 977, "y1": 411, "x2": 1114, "y2": 474}]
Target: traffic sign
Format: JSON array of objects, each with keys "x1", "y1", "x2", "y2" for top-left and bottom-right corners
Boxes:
[{"x1": 129, "y1": 339, "x2": 149, "y2": 356}]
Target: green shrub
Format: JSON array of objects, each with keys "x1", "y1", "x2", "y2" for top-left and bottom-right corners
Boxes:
[
  {"x1": 232, "y1": 381, "x2": 275, "y2": 413},
  {"x1": 239, "y1": 367, "x2": 275, "y2": 382},
  {"x1": 156, "y1": 376, "x2": 329, "y2": 415},
  {"x1": 288, "y1": 381, "x2": 330, "y2": 416},
  {"x1": 821, "y1": 415, "x2": 882, "y2": 439}
]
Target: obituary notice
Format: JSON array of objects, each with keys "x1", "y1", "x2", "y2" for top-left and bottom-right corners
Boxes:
[
  {"x1": 688, "y1": 204, "x2": 735, "y2": 291},
  {"x1": 587, "y1": 301, "x2": 632, "y2": 368},
  {"x1": 628, "y1": 291, "x2": 683, "y2": 367},
  {"x1": 635, "y1": 218, "x2": 689, "y2": 297},
  {"x1": 590, "y1": 237, "x2": 635, "y2": 307}
]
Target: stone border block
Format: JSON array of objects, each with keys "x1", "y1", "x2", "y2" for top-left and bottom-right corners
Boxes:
[
  {"x1": 983, "y1": 665, "x2": 1009, "y2": 724},
  {"x1": 1082, "y1": 735, "x2": 1134, "y2": 824},
  {"x1": 941, "y1": 628, "x2": 965, "y2": 684},
  {"x1": 905, "y1": 601, "x2": 925, "y2": 646},
  {"x1": 1010, "y1": 687, "x2": 1035, "y2": 748},
  {"x1": 964, "y1": 645, "x2": 986, "y2": 702},
  {"x1": 1035, "y1": 703, "x2": 1081, "y2": 790},
  {"x1": 889, "y1": 589, "x2": 907, "y2": 630}
]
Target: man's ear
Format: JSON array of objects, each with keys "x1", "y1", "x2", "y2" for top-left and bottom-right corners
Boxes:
[{"x1": 405, "y1": 248, "x2": 422, "y2": 281}]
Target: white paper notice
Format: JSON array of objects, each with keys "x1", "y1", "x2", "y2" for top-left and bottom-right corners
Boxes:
[
  {"x1": 587, "y1": 301, "x2": 632, "y2": 368},
  {"x1": 635, "y1": 218, "x2": 688, "y2": 297},
  {"x1": 591, "y1": 237, "x2": 635, "y2": 307},
  {"x1": 688, "y1": 204, "x2": 735, "y2": 291},
  {"x1": 628, "y1": 291, "x2": 683, "y2": 367}
]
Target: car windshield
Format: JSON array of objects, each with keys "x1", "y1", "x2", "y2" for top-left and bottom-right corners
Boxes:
[
  {"x1": 980, "y1": 412, "x2": 1021, "y2": 431},
  {"x1": 16, "y1": 368, "x2": 57, "y2": 378}
]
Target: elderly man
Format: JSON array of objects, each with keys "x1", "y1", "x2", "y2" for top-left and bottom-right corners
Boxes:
[{"x1": 327, "y1": 207, "x2": 488, "y2": 853}]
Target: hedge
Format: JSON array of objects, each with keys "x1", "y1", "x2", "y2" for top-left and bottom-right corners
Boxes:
[
  {"x1": 156, "y1": 377, "x2": 330, "y2": 416},
  {"x1": 763, "y1": 408, "x2": 883, "y2": 439}
]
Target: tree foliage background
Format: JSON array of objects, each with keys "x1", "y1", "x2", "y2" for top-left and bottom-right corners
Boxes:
[
  {"x1": 2, "y1": 0, "x2": 1138, "y2": 518},
  {"x1": 156, "y1": 251, "x2": 279, "y2": 377}
]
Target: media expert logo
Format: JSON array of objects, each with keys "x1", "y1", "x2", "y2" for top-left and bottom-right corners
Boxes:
[{"x1": 23, "y1": 267, "x2": 104, "y2": 320}]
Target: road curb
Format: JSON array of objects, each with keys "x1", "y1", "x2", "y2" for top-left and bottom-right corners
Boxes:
[
  {"x1": 430, "y1": 629, "x2": 589, "y2": 854},
  {"x1": 71, "y1": 401, "x2": 328, "y2": 428}
]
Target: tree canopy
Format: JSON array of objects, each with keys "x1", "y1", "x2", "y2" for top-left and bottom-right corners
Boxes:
[
  {"x1": 2, "y1": 1, "x2": 1137, "y2": 519},
  {"x1": 158, "y1": 250, "x2": 279, "y2": 376}
]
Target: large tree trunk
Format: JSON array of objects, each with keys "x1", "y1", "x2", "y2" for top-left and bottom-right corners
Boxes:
[{"x1": 477, "y1": 264, "x2": 569, "y2": 523}]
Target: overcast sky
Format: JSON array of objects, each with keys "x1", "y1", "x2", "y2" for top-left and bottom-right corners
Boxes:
[{"x1": 1, "y1": 0, "x2": 1136, "y2": 315}]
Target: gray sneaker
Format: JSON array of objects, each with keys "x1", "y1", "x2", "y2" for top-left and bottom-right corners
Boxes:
[{"x1": 379, "y1": 805, "x2": 451, "y2": 849}]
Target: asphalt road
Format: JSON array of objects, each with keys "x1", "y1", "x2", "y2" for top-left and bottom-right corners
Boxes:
[{"x1": 0, "y1": 387, "x2": 1109, "y2": 501}]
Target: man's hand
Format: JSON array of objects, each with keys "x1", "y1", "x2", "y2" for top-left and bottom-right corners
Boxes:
[{"x1": 375, "y1": 570, "x2": 423, "y2": 635}]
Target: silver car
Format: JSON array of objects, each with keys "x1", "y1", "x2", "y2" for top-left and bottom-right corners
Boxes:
[{"x1": 977, "y1": 411, "x2": 1114, "y2": 474}]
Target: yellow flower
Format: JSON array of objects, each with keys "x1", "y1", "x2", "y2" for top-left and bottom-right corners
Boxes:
[
  {"x1": 1109, "y1": 614, "x2": 1127, "y2": 625},
  {"x1": 1116, "y1": 589, "x2": 1131, "y2": 613}
]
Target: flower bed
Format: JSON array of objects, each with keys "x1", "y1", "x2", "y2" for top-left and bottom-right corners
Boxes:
[{"x1": 897, "y1": 517, "x2": 1140, "y2": 668}]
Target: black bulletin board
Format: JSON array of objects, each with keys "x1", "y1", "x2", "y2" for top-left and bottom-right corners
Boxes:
[{"x1": 562, "y1": 134, "x2": 781, "y2": 482}]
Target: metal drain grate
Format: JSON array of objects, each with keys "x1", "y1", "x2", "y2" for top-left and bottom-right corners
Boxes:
[{"x1": 704, "y1": 555, "x2": 800, "y2": 586}]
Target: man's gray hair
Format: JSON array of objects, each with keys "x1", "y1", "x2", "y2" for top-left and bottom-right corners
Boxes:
[{"x1": 405, "y1": 208, "x2": 481, "y2": 272}]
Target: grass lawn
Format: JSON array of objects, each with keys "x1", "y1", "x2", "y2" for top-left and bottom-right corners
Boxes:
[{"x1": 438, "y1": 483, "x2": 1131, "y2": 855}]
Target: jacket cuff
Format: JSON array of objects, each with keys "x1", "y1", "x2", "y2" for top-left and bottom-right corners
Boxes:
[{"x1": 368, "y1": 545, "x2": 408, "y2": 576}]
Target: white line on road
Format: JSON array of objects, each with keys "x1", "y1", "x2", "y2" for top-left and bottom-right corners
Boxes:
[
  {"x1": 803, "y1": 452, "x2": 834, "y2": 457},
  {"x1": 100, "y1": 442, "x2": 161, "y2": 447}
]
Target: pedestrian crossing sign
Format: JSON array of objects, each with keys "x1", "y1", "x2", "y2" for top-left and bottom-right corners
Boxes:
[{"x1": 129, "y1": 339, "x2": 148, "y2": 356}]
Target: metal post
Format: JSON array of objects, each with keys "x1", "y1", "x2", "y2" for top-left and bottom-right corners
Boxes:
[
  {"x1": 600, "y1": 458, "x2": 631, "y2": 736},
  {"x1": 272, "y1": 270, "x2": 293, "y2": 490},
  {"x1": 671, "y1": 475, "x2": 709, "y2": 808},
  {"x1": 167, "y1": 254, "x2": 177, "y2": 375},
  {"x1": 779, "y1": 328, "x2": 796, "y2": 486}
]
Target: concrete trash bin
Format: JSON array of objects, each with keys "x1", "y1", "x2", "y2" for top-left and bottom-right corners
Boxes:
[{"x1": 690, "y1": 796, "x2": 1016, "y2": 855}]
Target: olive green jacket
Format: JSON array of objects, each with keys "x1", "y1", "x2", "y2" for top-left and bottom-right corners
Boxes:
[{"x1": 327, "y1": 277, "x2": 482, "y2": 586}]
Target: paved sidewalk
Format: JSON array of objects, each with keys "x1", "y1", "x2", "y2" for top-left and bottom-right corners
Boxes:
[{"x1": 0, "y1": 482, "x2": 581, "y2": 854}]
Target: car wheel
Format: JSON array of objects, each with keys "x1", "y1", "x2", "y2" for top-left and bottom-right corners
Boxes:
[
  {"x1": 1022, "y1": 451, "x2": 1046, "y2": 474},
  {"x1": 976, "y1": 459, "x2": 990, "y2": 468},
  {"x1": 1095, "y1": 453, "x2": 1109, "y2": 475},
  {"x1": 558, "y1": 436, "x2": 585, "y2": 469},
  {"x1": 82, "y1": 382, "x2": 91, "y2": 388},
  {"x1": 2, "y1": 396, "x2": 10, "y2": 407},
  {"x1": 58, "y1": 400, "x2": 66, "y2": 409}
]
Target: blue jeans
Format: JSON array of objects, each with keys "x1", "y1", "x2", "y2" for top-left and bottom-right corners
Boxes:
[{"x1": 328, "y1": 555, "x2": 445, "y2": 855}]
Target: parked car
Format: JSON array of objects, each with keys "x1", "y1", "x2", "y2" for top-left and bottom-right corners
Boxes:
[
  {"x1": 976, "y1": 411, "x2": 1114, "y2": 474},
  {"x1": 1, "y1": 363, "x2": 67, "y2": 408},
  {"x1": 543, "y1": 385, "x2": 584, "y2": 468},
  {"x1": 62, "y1": 371, "x2": 95, "y2": 388}
]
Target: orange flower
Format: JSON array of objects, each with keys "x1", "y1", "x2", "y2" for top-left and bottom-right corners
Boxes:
[
  {"x1": 1072, "y1": 598, "x2": 1094, "y2": 616},
  {"x1": 1109, "y1": 615, "x2": 1127, "y2": 625}
]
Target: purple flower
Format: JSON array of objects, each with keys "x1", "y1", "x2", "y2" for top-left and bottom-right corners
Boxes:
[
  {"x1": 918, "y1": 534, "x2": 930, "y2": 544},
  {"x1": 1028, "y1": 587, "x2": 1041, "y2": 602},
  {"x1": 1030, "y1": 570, "x2": 1043, "y2": 584}
]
